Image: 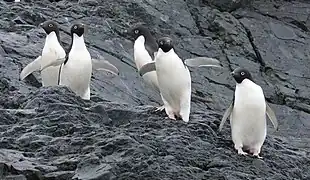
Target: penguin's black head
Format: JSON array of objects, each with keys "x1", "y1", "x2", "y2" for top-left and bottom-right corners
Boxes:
[
  {"x1": 231, "y1": 67, "x2": 253, "y2": 83},
  {"x1": 71, "y1": 23, "x2": 85, "y2": 37},
  {"x1": 157, "y1": 37, "x2": 173, "y2": 53},
  {"x1": 39, "y1": 20, "x2": 59, "y2": 35},
  {"x1": 129, "y1": 25, "x2": 152, "y2": 40}
]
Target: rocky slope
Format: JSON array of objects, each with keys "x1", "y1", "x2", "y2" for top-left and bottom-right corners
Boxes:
[{"x1": 0, "y1": 0, "x2": 310, "y2": 179}]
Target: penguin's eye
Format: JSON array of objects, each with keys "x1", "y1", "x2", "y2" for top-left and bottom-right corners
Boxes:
[
  {"x1": 134, "y1": 30, "x2": 139, "y2": 34},
  {"x1": 241, "y1": 72, "x2": 245, "y2": 76},
  {"x1": 159, "y1": 41, "x2": 163, "y2": 45},
  {"x1": 74, "y1": 26, "x2": 77, "y2": 29},
  {"x1": 49, "y1": 24, "x2": 53, "y2": 27}
]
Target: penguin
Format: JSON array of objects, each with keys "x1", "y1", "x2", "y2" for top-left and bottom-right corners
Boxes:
[
  {"x1": 58, "y1": 23, "x2": 92, "y2": 100},
  {"x1": 129, "y1": 25, "x2": 165, "y2": 111},
  {"x1": 20, "y1": 20, "x2": 66, "y2": 86},
  {"x1": 57, "y1": 23, "x2": 119, "y2": 100},
  {"x1": 154, "y1": 37, "x2": 192, "y2": 122},
  {"x1": 219, "y1": 67, "x2": 278, "y2": 158},
  {"x1": 138, "y1": 36, "x2": 224, "y2": 122}
]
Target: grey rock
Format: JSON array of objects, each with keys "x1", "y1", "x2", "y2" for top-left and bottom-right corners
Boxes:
[{"x1": 0, "y1": 0, "x2": 309, "y2": 179}]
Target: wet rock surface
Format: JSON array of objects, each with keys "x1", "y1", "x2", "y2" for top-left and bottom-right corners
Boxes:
[{"x1": 0, "y1": 0, "x2": 310, "y2": 179}]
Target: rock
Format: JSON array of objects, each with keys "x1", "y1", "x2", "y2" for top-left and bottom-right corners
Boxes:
[
  {"x1": 0, "y1": 0, "x2": 309, "y2": 179},
  {"x1": 3, "y1": 175, "x2": 27, "y2": 180},
  {"x1": 44, "y1": 171, "x2": 75, "y2": 180},
  {"x1": 202, "y1": 0, "x2": 254, "y2": 12},
  {"x1": 269, "y1": 21, "x2": 297, "y2": 40},
  {"x1": 78, "y1": 0, "x2": 98, "y2": 6}
]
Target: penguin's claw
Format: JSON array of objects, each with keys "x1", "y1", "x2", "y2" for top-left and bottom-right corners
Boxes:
[
  {"x1": 253, "y1": 154, "x2": 263, "y2": 159},
  {"x1": 167, "y1": 115, "x2": 176, "y2": 120},
  {"x1": 164, "y1": 117, "x2": 176, "y2": 121},
  {"x1": 237, "y1": 149, "x2": 248, "y2": 156},
  {"x1": 155, "y1": 105, "x2": 165, "y2": 112}
]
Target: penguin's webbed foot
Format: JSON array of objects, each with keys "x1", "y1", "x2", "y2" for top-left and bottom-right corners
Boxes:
[
  {"x1": 250, "y1": 146, "x2": 263, "y2": 159},
  {"x1": 167, "y1": 113, "x2": 176, "y2": 120},
  {"x1": 164, "y1": 117, "x2": 176, "y2": 121}
]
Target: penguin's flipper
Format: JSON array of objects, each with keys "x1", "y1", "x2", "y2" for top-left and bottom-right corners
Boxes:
[
  {"x1": 139, "y1": 62, "x2": 156, "y2": 76},
  {"x1": 92, "y1": 58, "x2": 119, "y2": 76},
  {"x1": 266, "y1": 102, "x2": 279, "y2": 131},
  {"x1": 40, "y1": 50, "x2": 66, "y2": 71},
  {"x1": 219, "y1": 101, "x2": 234, "y2": 132},
  {"x1": 20, "y1": 56, "x2": 41, "y2": 80},
  {"x1": 184, "y1": 57, "x2": 222, "y2": 68}
]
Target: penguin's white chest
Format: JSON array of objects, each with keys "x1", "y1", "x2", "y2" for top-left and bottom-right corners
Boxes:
[
  {"x1": 134, "y1": 36, "x2": 153, "y2": 70},
  {"x1": 42, "y1": 38, "x2": 65, "y2": 58},
  {"x1": 134, "y1": 36, "x2": 159, "y2": 91},
  {"x1": 41, "y1": 32, "x2": 66, "y2": 86},
  {"x1": 155, "y1": 50, "x2": 191, "y2": 109},
  {"x1": 59, "y1": 37, "x2": 92, "y2": 100},
  {"x1": 231, "y1": 80, "x2": 267, "y2": 147}
]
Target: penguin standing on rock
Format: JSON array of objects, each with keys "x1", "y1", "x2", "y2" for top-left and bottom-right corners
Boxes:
[
  {"x1": 58, "y1": 23, "x2": 92, "y2": 100},
  {"x1": 219, "y1": 67, "x2": 278, "y2": 158},
  {"x1": 57, "y1": 23, "x2": 119, "y2": 100},
  {"x1": 20, "y1": 20, "x2": 66, "y2": 86},
  {"x1": 139, "y1": 36, "x2": 223, "y2": 122},
  {"x1": 128, "y1": 25, "x2": 165, "y2": 111},
  {"x1": 155, "y1": 37, "x2": 192, "y2": 122}
]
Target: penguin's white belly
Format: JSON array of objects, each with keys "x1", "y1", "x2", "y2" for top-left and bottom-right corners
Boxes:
[
  {"x1": 41, "y1": 65, "x2": 61, "y2": 86},
  {"x1": 134, "y1": 46, "x2": 159, "y2": 91},
  {"x1": 231, "y1": 83, "x2": 267, "y2": 148},
  {"x1": 40, "y1": 42, "x2": 66, "y2": 86},
  {"x1": 134, "y1": 47, "x2": 153, "y2": 70},
  {"x1": 156, "y1": 57, "x2": 191, "y2": 111},
  {"x1": 60, "y1": 54, "x2": 92, "y2": 99}
]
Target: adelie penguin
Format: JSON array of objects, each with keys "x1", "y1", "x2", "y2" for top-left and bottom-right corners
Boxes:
[
  {"x1": 154, "y1": 37, "x2": 192, "y2": 122},
  {"x1": 58, "y1": 23, "x2": 120, "y2": 100},
  {"x1": 128, "y1": 25, "x2": 165, "y2": 111},
  {"x1": 219, "y1": 67, "x2": 278, "y2": 158},
  {"x1": 57, "y1": 23, "x2": 92, "y2": 100},
  {"x1": 139, "y1": 36, "x2": 222, "y2": 122},
  {"x1": 20, "y1": 20, "x2": 66, "y2": 86}
]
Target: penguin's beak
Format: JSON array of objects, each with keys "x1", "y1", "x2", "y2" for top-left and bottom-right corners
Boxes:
[
  {"x1": 39, "y1": 23, "x2": 43, "y2": 28},
  {"x1": 230, "y1": 72, "x2": 234, "y2": 76}
]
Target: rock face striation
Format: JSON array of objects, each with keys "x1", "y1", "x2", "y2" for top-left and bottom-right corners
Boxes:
[{"x1": 0, "y1": 0, "x2": 310, "y2": 179}]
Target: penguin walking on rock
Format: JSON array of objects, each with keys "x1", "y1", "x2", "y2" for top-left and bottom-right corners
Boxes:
[
  {"x1": 128, "y1": 25, "x2": 165, "y2": 111},
  {"x1": 154, "y1": 37, "x2": 192, "y2": 122},
  {"x1": 20, "y1": 20, "x2": 66, "y2": 86},
  {"x1": 219, "y1": 67, "x2": 278, "y2": 158}
]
